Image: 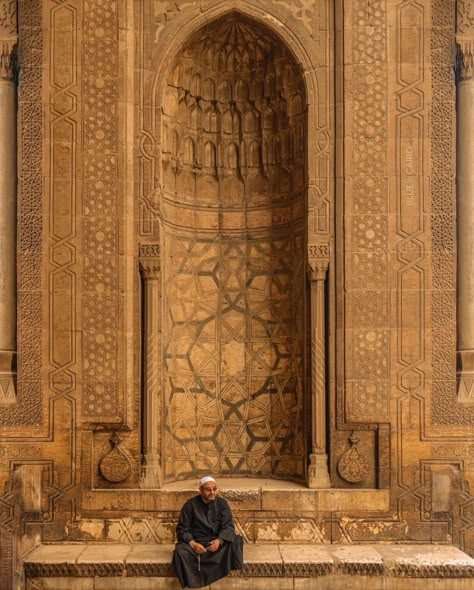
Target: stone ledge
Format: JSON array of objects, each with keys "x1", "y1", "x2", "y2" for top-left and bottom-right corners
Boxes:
[
  {"x1": 81, "y1": 485, "x2": 390, "y2": 513},
  {"x1": 24, "y1": 543, "x2": 474, "y2": 579}
]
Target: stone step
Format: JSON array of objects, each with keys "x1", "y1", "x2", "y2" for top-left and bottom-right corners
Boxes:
[{"x1": 24, "y1": 543, "x2": 474, "y2": 589}]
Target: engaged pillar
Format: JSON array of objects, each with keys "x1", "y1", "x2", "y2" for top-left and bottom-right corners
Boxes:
[
  {"x1": 457, "y1": 39, "x2": 474, "y2": 400},
  {"x1": 139, "y1": 244, "x2": 162, "y2": 487},
  {"x1": 307, "y1": 246, "x2": 330, "y2": 488},
  {"x1": 0, "y1": 15, "x2": 17, "y2": 405}
]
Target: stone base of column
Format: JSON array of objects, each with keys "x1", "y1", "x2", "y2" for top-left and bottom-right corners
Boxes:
[
  {"x1": 457, "y1": 349, "x2": 474, "y2": 403},
  {"x1": 0, "y1": 350, "x2": 16, "y2": 405},
  {"x1": 140, "y1": 453, "x2": 162, "y2": 488},
  {"x1": 307, "y1": 451, "x2": 331, "y2": 489}
]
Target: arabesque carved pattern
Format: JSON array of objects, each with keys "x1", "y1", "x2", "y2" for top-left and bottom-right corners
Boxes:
[
  {"x1": 457, "y1": 0, "x2": 474, "y2": 34},
  {"x1": 82, "y1": 0, "x2": 120, "y2": 419},
  {"x1": 0, "y1": 0, "x2": 42, "y2": 427},
  {"x1": 431, "y1": 0, "x2": 467, "y2": 423},
  {"x1": 346, "y1": 0, "x2": 389, "y2": 420},
  {"x1": 0, "y1": 0, "x2": 16, "y2": 35}
]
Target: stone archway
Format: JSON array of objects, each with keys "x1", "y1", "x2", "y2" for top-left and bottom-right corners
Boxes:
[{"x1": 159, "y1": 13, "x2": 308, "y2": 482}]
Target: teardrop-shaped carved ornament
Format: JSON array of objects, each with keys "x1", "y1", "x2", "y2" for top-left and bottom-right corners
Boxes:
[
  {"x1": 337, "y1": 432, "x2": 369, "y2": 483},
  {"x1": 99, "y1": 432, "x2": 132, "y2": 483}
]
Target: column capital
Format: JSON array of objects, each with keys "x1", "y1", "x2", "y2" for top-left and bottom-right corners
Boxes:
[
  {"x1": 0, "y1": 1, "x2": 18, "y2": 82},
  {"x1": 139, "y1": 243, "x2": 161, "y2": 279},
  {"x1": 0, "y1": 39, "x2": 16, "y2": 82},
  {"x1": 457, "y1": 37, "x2": 474, "y2": 81},
  {"x1": 308, "y1": 243, "x2": 329, "y2": 281}
]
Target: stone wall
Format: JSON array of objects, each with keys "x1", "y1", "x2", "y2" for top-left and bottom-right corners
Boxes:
[{"x1": 1, "y1": 0, "x2": 474, "y2": 586}]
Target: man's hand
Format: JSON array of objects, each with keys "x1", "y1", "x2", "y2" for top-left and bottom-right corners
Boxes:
[
  {"x1": 206, "y1": 539, "x2": 221, "y2": 552},
  {"x1": 189, "y1": 540, "x2": 207, "y2": 554}
]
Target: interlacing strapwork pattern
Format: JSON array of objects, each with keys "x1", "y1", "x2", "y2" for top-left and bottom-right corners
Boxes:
[
  {"x1": 346, "y1": 0, "x2": 389, "y2": 419},
  {"x1": 159, "y1": 15, "x2": 308, "y2": 481},
  {"x1": 0, "y1": 0, "x2": 42, "y2": 426},
  {"x1": 163, "y1": 233, "x2": 306, "y2": 481},
  {"x1": 82, "y1": 0, "x2": 120, "y2": 419}
]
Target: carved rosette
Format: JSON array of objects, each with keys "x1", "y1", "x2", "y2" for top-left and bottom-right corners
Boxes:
[
  {"x1": 99, "y1": 433, "x2": 132, "y2": 483},
  {"x1": 337, "y1": 432, "x2": 369, "y2": 484}
]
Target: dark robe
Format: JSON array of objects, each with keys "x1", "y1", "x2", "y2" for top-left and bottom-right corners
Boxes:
[{"x1": 172, "y1": 494, "x2": 243, "y2": 588}]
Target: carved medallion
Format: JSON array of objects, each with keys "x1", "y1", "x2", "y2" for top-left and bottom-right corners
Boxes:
[
  {"x1": 99, "y1": 433, "x2": 132, "y2": 483},
  {"x1": 337, "y1": 433, "x2": 369, "y2": 484}
]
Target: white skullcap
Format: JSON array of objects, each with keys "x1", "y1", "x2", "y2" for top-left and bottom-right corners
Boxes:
[{"x1": 199, "y1": 476, "x2": 216, "y2": 486}]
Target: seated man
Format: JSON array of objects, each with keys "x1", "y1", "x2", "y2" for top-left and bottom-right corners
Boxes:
[{"x1": 172, "y1": 476, "x2": 244, "y2": 588}]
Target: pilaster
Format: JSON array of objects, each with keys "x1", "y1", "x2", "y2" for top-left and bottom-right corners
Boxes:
[
  {"x1": 307, "y1": 243, "x2": 331, "y2": 488},
  {"x1": 456, "y1": 4, "x2": 474, "y2": 401},
  {"x1": 139, "y1": 243, "x2": 162, "y2": 488},
  {"x1": 0, "y1": 0, "x2": 17, "y2": 405}
]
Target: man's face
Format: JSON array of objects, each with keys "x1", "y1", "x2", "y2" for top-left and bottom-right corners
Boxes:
[{"x1": 200, "y1": 482, "x2": 217, "y2": 503}]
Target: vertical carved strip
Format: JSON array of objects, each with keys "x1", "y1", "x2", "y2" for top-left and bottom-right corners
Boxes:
[
  {"x1": 48, "y1": 0, "x2": 78, "y2": 402},
  {"x1": 82, "y1": 0, "x2": 120, "y2": 421},
  {"x1": 395, "y1": 3, "x2": 425, "y2": 397},
  {"x1": 140, "y1": 244, "x2": 162, "y2": 487},
  {"x1": 457, "y1": 34, "x2": 474, "y2": 402},
  {"x1": 0, "y1": 0, "x2": 17, "y2": 405},
  {"x1": 308, "y1": 245, "x2": 330, "y2": 488},
  {"x1": 346, "y1": 0, "x2": 389, "y2": 421}
]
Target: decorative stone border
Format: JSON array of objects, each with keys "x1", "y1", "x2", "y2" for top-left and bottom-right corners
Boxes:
[{"x1": 24, "y1": 543, "x2": 474, "y2": 579}]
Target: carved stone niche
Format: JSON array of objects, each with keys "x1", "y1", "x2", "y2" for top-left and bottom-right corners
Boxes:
[{"x1": 156, "y1": 13, "x2": 309, "y2": 483}]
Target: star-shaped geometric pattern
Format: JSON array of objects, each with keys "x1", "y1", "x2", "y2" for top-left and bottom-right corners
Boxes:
[{"x1": 162, "y1": 233, "x2": 306, "y2": 481}]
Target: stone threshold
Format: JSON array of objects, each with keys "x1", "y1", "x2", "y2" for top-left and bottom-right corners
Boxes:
[{"x1": 24, "y1": 543, "x2": 474, "y2": 579}]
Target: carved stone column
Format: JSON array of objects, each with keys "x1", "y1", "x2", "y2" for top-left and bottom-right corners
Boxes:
[
  {"x1": 0, "y1": 3, "x2": 17, "y2": 405},
  {"x1": 307, "y1": 245, "x2": 331, "y2": 488},
  {"x1": 457, "y1": 39, "x2": 474, "y2": 400},
  {"x1": 139, "y1": 244, "x2": 162, "y2": 487}
]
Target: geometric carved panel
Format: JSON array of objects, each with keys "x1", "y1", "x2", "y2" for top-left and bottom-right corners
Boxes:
[
  {"x1": 344, "y1": 0, "x2": 389, "y2": 421},
  {"x1": 163, "y1": 232, "x2": 306, "y2": 481}
]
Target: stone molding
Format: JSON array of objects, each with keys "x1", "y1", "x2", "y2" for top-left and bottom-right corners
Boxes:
[{"x1": 23, "y1": 543, "x2": 474, "y2": 579}]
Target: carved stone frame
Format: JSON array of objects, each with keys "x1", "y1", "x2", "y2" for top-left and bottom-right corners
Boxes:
[{"x1": 136, "y1": 0, "x2": 334, "y2": 486}]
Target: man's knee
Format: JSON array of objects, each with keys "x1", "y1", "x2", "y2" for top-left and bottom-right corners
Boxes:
[{"x1": 174, "y1": 542, "x2": 194, "y2": 559}]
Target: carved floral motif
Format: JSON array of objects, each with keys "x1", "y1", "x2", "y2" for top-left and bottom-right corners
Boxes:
[
  {"x1": 99, "y1": 433, "x2": 132, "y2": 483},
  {"x1": 337, "y1": 433, "x2": 369, "y2": 484},
  {"x1": 458, "y1": 0, "x2": 474, "y2": 35}
]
